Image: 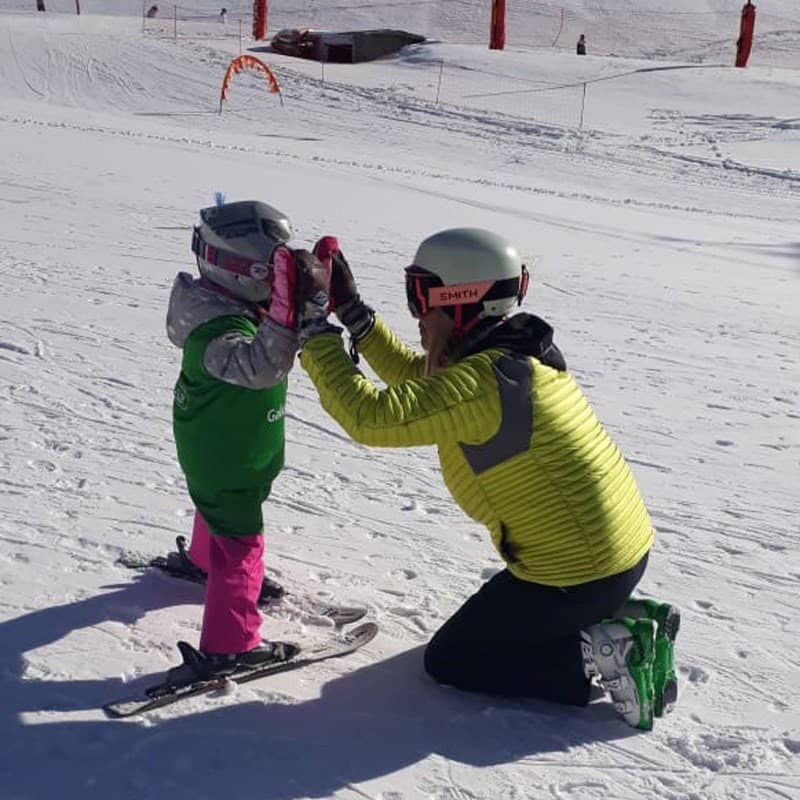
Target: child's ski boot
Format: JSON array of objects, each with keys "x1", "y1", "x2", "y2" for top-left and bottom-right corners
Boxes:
[
  {"x1": 165, "y1": 536, "x2": 285, "y2": 601},
  {"x1": 164, "y1": 535, "x2": 206, "y2": 582},
  {"x1": 159, "y1": 640, "x2": 298, "y2": 693}
]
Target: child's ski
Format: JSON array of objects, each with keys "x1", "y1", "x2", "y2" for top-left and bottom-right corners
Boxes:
[
  {"x1": 117, "y1": 539, "x2": 367, "y2": 627},
  {"x1": 104, "y1": 622, "x2": 378, "y2": 719}
]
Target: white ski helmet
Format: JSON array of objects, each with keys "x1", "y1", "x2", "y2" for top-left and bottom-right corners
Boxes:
[
  {"x1": 405, "y1": 228, "x2": 529, "y2": 328},
  {"x1": 191, "y1": 200, "x2": 292, "y2": 303}
]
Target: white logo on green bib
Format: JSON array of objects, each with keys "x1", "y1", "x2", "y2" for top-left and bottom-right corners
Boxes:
[{"x1": 266, "y1": 405, "x2": 285, "y2": 423}]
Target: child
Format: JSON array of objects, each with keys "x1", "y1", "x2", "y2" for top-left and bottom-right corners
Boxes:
[{"x1": 163, "y1": 199, "x2": 327, "y2": 683}]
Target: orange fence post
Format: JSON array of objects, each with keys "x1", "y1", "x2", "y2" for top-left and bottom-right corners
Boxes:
[
  {"x1": 489, "y1": 0, "x2": 505, "y2": 51},
  {"x1": 253, "y1": 0, "x2": 267, "y2": 41},
  {"x1": 735, "y1": 1, "x2": 756, "y2": 68}
]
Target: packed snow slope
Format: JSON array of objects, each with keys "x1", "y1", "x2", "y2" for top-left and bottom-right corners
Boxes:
[{"x1": 0, "y1": 3, "x2": 798, "y2": 800}]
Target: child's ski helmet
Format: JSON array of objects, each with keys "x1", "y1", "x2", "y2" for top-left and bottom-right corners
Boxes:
[
  {"x1": 405, "y1": 228, "x2": 529, "y2": 331},
  {"x1": 191, "y1": 200, "x2": 292, "y2": 303}
]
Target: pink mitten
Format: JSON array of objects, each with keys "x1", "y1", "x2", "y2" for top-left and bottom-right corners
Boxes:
[
  {"x1": 312, "y1": 235, "x2": 339, "y2": 264},
  {"x1": 312, "y1": 236, "x2": 372, "y2": 340},
  {"x1": 267, "y1": 245, "x2": 298, "y2": 330},
  {"x1": 313, "y1": 236, "x2": 360, "y2": 312}
]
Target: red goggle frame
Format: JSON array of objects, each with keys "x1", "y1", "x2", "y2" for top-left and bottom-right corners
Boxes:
[
  {"x1": 404, "y1": 264, "x2": 529, "y2": 319},
  {"x1": 192, "y1": 226, "x2": 277, "y2": 280}
]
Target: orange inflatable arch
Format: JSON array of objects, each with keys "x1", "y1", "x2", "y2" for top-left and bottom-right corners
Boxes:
[{"x1": 219, "y1": 55, "x2": 283, "y2": 113}]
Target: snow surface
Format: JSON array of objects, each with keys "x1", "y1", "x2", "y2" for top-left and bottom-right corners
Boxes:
[{"x1": 0, "y1": 2, "x2": 798, "y2": 799}]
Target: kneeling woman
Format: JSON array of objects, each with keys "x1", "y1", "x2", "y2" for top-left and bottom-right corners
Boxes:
[{"x1": 299, "y1": 228, "x2": 678, "y2": 731}]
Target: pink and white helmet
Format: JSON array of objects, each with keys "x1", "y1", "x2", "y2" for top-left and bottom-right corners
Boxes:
[{"x1": 191, "y1": 200, "x2": 292, "y2": 303}]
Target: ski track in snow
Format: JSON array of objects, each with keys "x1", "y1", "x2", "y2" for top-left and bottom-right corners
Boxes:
[{"x1": 0, "y1": 5, "x2": 798, "y2": 800}]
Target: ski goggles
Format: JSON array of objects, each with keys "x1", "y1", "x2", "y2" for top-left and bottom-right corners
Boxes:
[
  {"x1": 192, "y1": 226, "x2": 274, "y2": 281},
  {"x1": 404, "y1": 264, "x2": 529, "y2": 319}
]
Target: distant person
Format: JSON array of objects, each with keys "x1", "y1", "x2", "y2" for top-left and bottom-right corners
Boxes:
[
  {"x1": 36, "y1": 0, "x2": 45, "y2": 10},
  {"x1": 297, "y1": 228, "x2": 680, "y2": 731},
  {"x1": 577, "y1": 34, "x2": 586, "y2": 55},
  {"x1": 146, "y1": 4, "x2": 159, "y2": 18},
  {"x1": 219, "y1": 7, "x2": 227, "y2": 24}
]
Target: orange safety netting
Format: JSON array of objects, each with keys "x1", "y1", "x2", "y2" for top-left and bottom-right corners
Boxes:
[{"x1": 219, "y1": 55, "x2": 282, "y2": 112}]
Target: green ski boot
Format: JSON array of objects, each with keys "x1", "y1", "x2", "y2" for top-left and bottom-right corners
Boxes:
[
  {"x1": 581, "y1": 617, "x2": 656, "y2": 731},
  {"x1": 621, "y1": 598, "x2": 680, "y2": 717}
]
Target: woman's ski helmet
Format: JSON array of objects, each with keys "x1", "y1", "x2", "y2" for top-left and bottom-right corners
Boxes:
[
  {"x1": 191, "y1": 200, "x2": 292, "y2": 303},
  {"x1": 405, "y1": 228, "x2": 529, "y2": 331}
]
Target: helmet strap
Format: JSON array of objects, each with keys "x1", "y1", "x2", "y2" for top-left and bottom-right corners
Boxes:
[
  {"x1": 448, "y1": 304, "x2": 485, "y2": 342},
  {"x1": 426, "y1": 306, "x2": 485, "y2": 373}
]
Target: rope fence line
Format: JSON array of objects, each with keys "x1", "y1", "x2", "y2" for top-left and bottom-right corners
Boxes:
[
  {"x1": 301, "y1": 56, "x2": 664, "y2": 131},
  {"x1": 210, "y1": 38, "x2": 798, "y2": 133},
  {"x1": 551, "y1": 7, "x2": 565, "y2": 48}
]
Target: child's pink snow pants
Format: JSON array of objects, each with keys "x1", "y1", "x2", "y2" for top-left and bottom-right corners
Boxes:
[{"x1": 189, "y1": 511, "x2": 263, "y2": 655}]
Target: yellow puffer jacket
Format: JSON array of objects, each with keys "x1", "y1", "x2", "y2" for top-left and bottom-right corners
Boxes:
[{"x1": 300, "y1": 315, "x2": 653, "y2": 586}]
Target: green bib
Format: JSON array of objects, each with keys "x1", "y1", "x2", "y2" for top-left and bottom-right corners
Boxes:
[{"x1": 173, "y1": 315, "x2": 287, "y2": 535}]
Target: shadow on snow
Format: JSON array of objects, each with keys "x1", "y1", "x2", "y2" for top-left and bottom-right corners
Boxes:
[{"x1": 0, "y1": 571, "x2": 637, "y2": 800}]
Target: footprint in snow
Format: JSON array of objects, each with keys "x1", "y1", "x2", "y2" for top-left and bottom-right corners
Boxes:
[
  {"x1": 680, "y1": 665, "x2": 710, "y2": 684},
  {"x1": 390, "y1": 568, "x2": 417, "y2": 580}
]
